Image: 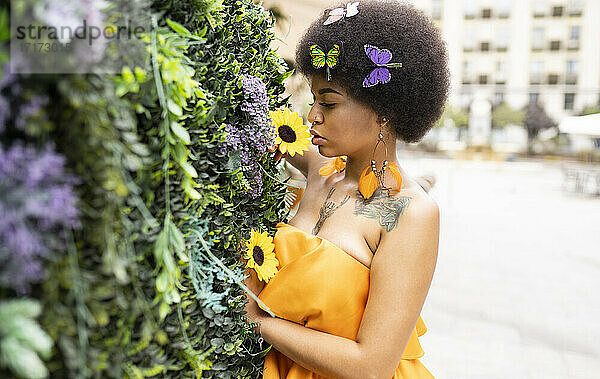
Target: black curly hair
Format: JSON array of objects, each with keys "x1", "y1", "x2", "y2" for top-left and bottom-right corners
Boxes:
[{"x1": 295, "y1": 0, "x2": 450, "y2": 143}]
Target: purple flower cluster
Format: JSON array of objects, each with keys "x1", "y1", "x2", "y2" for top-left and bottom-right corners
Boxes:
[
  {"x1": 15, "y1": 95, "x2": 49, "y2": 131},
  {"x1": 219, "y1": 75, "x2": 275, "y2": 198},
  {"x1": 0, "y1": 143, "x2": 80, "y2": 294}
]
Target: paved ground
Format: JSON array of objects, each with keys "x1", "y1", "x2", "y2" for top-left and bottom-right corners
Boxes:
[{"x1": 399, "y1": 152, "x2": 600, "y2": 379}]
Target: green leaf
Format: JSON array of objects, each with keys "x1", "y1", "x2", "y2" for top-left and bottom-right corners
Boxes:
[
  {"x1": 182, "y1": 178, "x2": 202, "y2": 200},
  {"x1": 169, "y1": 223, "x2": 188, "y2": 263},
  {"x1": 0, "y1": 299, "x2": 41, "y2": 319},
  {"x1": 158, "y1": 301, "x2": 171, "y2": 322},
  {"x1": 180, "y1": 161, "x2": 198, "y2": 178},
  {"x1": 167, "y1": 99, "x2": 182, "y2": 117},
  {"x1": 166, "y1": 18, "x2": 192, "y2": 37},
  {"x1": 275, "y1": 69, "x2": 294, "y2": 84},
  {"x1": 153, "y1": 227, "x2": 169, "y2": 262},
  {"x1": 156, "y1": 271, "x2": 170, "y2": 293},
  {"x1": 0, "y1": 336, "x2": 48, "y2": 379},
  {"x1": 170, "y1": 121, "x2": 191, "y2": 144},
  {"x1": 121, "y1": 66, "x2": 135, "y2": 84},
  {"x1": 7, "y1": 316, "x2": 53, "y2": 359}
]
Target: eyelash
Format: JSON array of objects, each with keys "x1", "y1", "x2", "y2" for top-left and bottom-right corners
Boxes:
[{"x1": 308, "y1": 102, "x2": 335, "y2": 108}]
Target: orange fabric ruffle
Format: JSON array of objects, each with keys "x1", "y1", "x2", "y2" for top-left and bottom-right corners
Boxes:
[{"x1": 252, "y1": 222, "x2": 434, "y2": 379}]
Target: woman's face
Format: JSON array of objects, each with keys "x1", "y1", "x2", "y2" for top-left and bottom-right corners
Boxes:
[{"x1": 307, "y1": 75, "x2": 379, "y2": 158}]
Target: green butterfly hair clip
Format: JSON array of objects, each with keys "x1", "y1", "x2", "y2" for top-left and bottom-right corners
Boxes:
[{"x1": 308, "y1": 42, "x2": 343, "y2": 81}]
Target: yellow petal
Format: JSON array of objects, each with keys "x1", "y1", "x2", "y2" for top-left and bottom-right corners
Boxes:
[
  {"x1": 270, "y1": 110, "x2": 283, "y2": 126},
  {"x1": 388, "y1": 163, "x2": 403, "y2": 190},
  {"x1": 358, "y1": 167, "x2": 378, "y2": 199}
]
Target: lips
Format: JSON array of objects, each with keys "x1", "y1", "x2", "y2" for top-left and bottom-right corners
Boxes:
[{"x1": 310, "y1": 129, "x2": 326, "y2": 139}]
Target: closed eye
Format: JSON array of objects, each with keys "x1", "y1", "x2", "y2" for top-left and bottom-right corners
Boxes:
[{"x1": 308, "y1": 102, "x2": 335, "y2": 108}]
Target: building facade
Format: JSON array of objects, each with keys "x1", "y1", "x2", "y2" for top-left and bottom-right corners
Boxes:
[{"x1": 411, "y1": 0, "x2": 600, "y2": 123}]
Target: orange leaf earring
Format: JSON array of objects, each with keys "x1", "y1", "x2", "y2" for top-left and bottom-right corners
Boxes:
[{"x1": 358, "y1": 117, "x2": 403, "y2": 199}]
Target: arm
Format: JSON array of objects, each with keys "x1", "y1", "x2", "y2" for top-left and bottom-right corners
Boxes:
[
  {"x1": 356, "y1": 197, "x2": 439, "y2": 378},
  {"x1": 254, "y1": 197, "x2": 440, "y2": 379}
]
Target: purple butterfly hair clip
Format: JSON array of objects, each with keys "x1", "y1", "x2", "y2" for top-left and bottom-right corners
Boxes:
[{"x1": 362, "y1": 44, "x2": 403, "y2": 88}]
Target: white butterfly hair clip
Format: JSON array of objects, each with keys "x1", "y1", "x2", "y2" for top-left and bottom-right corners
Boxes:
[{"x1": 323, "y1": 2, "x2": 360, "y2": 26}]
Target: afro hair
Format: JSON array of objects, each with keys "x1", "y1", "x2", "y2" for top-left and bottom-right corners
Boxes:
[{"x1": 295, "y1": 0, "x2": 450, "y2": 143}]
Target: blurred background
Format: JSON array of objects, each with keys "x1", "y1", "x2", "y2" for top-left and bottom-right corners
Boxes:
[{"x1": 258, "y1": 0, "x2": 600, "y2": 377}]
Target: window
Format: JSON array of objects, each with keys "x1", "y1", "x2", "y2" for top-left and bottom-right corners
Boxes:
[
  {"x1": 566, "y1": 60, "x2": 578, "y2": 75},
  {"x1": 479, "y1": 74, "x2": 489, "y2": 85},
  {"x1": 568, "y1": 0, "x2": 583, "y2": 16},
  {"x1": 482, "y1": 8, "x2": 492, "y2": 18},
  {"x1": 564, "y1": 93, "x2": 575, "y2": 110},
  {"x1": 566, "y1": 60, "x2": 578, "y2": 84},
  {"x1": 432, "y1": 0, "x2": 442, "y2": 20},
  {"x1": 464, "y1": 0, "x2": 477, "y2": 19},
  {"x1": 532, "y1": 27, "x2": 544, "y2": 50},
  {"x1": 550, "y1": 40, "x2": 561, "y2": 51},
  {"x1": 568, "y1": 26, "x2": 580, "y2": 49},
  {"x1": 496, "y1": 24, "x2": 509, "y2": 51},
  {"x1": 552, "y1": 6, "x2": 564, "y2": 17},
  {"x1": 547, "y1": 74, "x2": 559, "y2": 85},
  {"x1": 462, "y1": 60, "x2": 473, "y2": 84},
  {"x1": 495, "y1": 92, "x2": 505, "y2": 105},
  {"x1": 498, "y1": 0, "x2": 511, "y2": 18},
  {"x1": 529, "y1": 93, "x2": 539, "y2": 104},
  {"x1": 463, "y1": 24, "x2": 476, "y2": 51},
  {"x1": 530, "y1": 60, "x2": 544, "y2": 84},
  {"x1": 460, "y1": 92, "x2": 473, "y2": 109},
  {"x1": 480, "y1": 42, "x2": 490, "y2": 51},
  {"x1": 496, "y1": 61, "x2": 507, "y2": 84},
  {"x1": 533, "y1": 0, "x2": 546, "y2": 17}
]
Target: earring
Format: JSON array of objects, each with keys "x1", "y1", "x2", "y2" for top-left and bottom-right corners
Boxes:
[{"x1": 358, "y1": 117, "x2": 403, "y2": 199}]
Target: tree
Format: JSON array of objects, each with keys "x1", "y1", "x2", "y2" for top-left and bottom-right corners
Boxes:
[
  {"x1": 435, "y1": 103, "x2": 469, "y2": 128},
  {"x1": 492, "y1": 102, "x2": 524, "y2": 128},
  {"x1": 523, "y1": 102, "x2": 556, "y2": 155},
  {"x1": 579, "y1": 104, "x2": 600, "y2": 116}
]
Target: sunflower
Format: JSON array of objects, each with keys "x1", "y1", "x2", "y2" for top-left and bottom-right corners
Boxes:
[
  {"x1": 243, "y1": 229, "x2": 279, "y2": 283},
  {"x1": 270, "y1": 108, "x2": 311, "y2": 157}
]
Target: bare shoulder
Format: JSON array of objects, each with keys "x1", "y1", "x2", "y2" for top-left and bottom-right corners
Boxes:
[
  {"x1": 353, "y1": 186, "x2": 438, "y2": 234},
  {"x1": 373, "y1": 190, "x2": 439, "y2": 261}
]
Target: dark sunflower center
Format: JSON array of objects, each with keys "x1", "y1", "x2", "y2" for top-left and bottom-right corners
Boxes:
[
  {"x1": 278, "y1": 125, "x2": 297, "y2": 143},
  {"x1": 253, "y1": 246, "x2": 264, "y2": 266}
]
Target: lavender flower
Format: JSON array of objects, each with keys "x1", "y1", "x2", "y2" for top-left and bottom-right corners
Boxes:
[
  {"x1": 0, "y1": 142, "x2": 80, "y2": 294},
  {"x1": 15, "y1": 95, "x2": 49, "y2": 131},
  {"x1": 219, "y1": 75, "x2": 274, "y2": 198}
]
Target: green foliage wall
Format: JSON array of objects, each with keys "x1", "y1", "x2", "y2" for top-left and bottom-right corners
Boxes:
[{"x1": 0, "y1": 0, "x2": 293, "y2": 377}]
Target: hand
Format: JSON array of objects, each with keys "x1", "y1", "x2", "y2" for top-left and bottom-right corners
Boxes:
[
  {"x1": 243, "y1": 293, "x2": 263, "y2": 327},
  {"x1": 242, "y1": 267, "x2": 267, "y2": 333},
  {"x1": 268, "y1": 144, "x2": 284, "y2": 164}
]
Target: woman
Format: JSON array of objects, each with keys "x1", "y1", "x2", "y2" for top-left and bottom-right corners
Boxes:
[{"x1": 243, "y1": 1, "x2": 449, "y2": 378}]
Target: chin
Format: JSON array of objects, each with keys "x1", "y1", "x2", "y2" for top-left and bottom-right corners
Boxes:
[{"x1": 316, "y1": 146, "x2": 337, "y2": 158}]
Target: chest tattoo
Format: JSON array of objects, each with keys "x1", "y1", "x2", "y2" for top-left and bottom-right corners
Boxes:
[
  {"x1": 312, "y1": 187, "x2": 350, "y2": 235},
  {"x1": 353, "y1": 189, "x2": 411, "y2": 232}
]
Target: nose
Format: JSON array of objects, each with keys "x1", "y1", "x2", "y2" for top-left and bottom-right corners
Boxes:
[{"x1": 307, "y1": 107, "x2": 322, "y2": 125}]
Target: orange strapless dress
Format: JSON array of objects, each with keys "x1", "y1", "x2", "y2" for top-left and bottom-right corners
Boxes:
[{"x1": 255, "y1": 222, "x2": 434, "y2": 379}]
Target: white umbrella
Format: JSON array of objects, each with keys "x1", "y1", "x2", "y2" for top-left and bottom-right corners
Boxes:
[{"x1": 558, "y1": 113, "x2": 600, "y2": 137}]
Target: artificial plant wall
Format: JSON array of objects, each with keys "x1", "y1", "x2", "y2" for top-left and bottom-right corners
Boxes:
[{"x1": 0, "y1": 0, "x2": 293, "y2": 377}]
